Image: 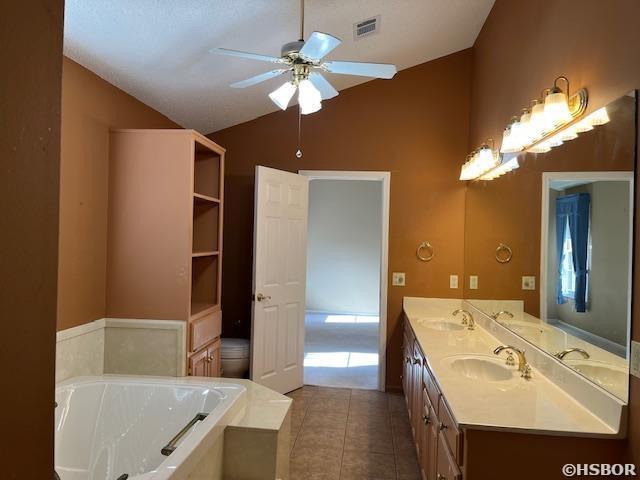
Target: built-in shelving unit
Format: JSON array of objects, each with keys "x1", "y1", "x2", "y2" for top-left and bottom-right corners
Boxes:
[{"x1": 106, "y1": 129, "x2": 225, "y2": 377}]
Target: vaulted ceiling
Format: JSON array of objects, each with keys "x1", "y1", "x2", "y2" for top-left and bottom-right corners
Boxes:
[{"x1": 64, "y1": 0, "x2": 494, "y2": 133}]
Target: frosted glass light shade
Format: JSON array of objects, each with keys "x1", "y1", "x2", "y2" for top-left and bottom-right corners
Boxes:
[
  {"x1": 544, "y1": 91, "x2": 573, "y2": 126},
  {"x1": 298, "y1": 79, "x2": 322, "y2": 115},
  {"x1": 559, "y1": 125, "x2": 578, "y2": 141},
  {"x1": 268, "y1": 82, "x2": 296, "y2": 110},
  {"x1": 530, "y1": 102, "x2": 553, "y2": 139},
  {"x1": 574, "y1": 117, "x2": 594, "y2": 133},
  {"x1": 588, "y1": 107, "x2": 610, "y2": 126},
  {"x1": 509, "y1": 120, "x2": 526, "y2": 151},
  {"x1": 500, "y1": 127, "x2": 514, "y2": 153}
]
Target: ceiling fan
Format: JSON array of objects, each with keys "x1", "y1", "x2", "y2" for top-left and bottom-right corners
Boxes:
[{"x1": 210, "y1": 0, "x2": 397, "y2": 115}]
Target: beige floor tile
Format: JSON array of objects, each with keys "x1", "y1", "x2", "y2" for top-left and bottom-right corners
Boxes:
[
  {"x1": 396, "y1": 450, "x2": 422, "y2": 480},
  {"x1": 303, "y1": 411, "x2": 348, "y2": 430},
  {"x1": 308, "y1": 395, "x2": 350, "y2": 413},
  {"x1": 393, "y1": 432, "x2": 416, "y2": 456},
  {"x1": 387, "y1": 393, "x2": 407, "y2": 414},
  {"x1": 290, "y1": 446, "x2": 342, "y2": 480},
  {"x1": 340, "y1": 450, "x2": 396, "y2": 479},
  {"x1": 347, "y1": 413, "x2": 392, "y2": 437},
  {"x1": 293, "y1": 426, "x2": 346, "y2": 454},
  {"x1": 349, "y1": 398, "x2": 389, "y2": 417},
  {"x1": 344, "y1": 429, "x2": 394, "y2": 454}
]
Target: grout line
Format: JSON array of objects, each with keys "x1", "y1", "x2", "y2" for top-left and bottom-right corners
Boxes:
[{"x1": 337, "y1": 389, "x2": 352, "y2": 479}]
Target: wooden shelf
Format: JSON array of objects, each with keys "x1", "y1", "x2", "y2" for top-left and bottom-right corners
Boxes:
[
  {"x1": 192, "y1": 251, "x2": 219, "y2": 258},
  {"x1": 194, "y1": 193, "x2": 220, "y2": 203},
  {"x1": 190, "y1": 302, "x2": 218, "y2": 320}
]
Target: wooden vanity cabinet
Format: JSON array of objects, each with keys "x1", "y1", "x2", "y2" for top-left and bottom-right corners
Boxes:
[
  {"x1": 107, "y1": 129, "x2": 225, "y2": 377},
  {"x1": 402, "y1": 315, "x2": 625, "y2": 480}
]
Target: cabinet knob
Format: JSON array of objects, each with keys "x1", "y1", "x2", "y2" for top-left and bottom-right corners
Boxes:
[
  {"x1": 437, "y1": 474, "x2": 446, "y2": 480},
  {"x1": 422, "y1": 415, "x2": 430, "y2": 425},
  {"x1": 405, "y1": 356, "x2": 411, "y2": 364},
  {"x1": 438, "y1": 421, "x2": 447, "y2": 431},
  {"x1": 413, "y1": 358, "x2": 421, "y2": 365}
]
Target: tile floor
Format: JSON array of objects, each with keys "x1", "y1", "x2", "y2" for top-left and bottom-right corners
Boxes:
[
  {"x1": 286, "y1": 386, "x2": 421, "y2": 480},
  {"x1": 304, "y1": 313, "x2": 379, "y2": 389}
]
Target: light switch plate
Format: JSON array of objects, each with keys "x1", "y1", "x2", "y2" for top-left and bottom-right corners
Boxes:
[
  {"x1": 392, "y1": 272, "x2": 406, "y2": 287},
  {"x1": 631, "y1": 341, "x2": 640, "y2": 378},
  {"x1": 522, "y1": 276, "x2": 536, "y2": 290},
  {"x1": 469, "y1": 275, "x2": 478, "y2": 290},
  {"x1": 449, "y1": 275, "x2": 458, "y2": 289}
]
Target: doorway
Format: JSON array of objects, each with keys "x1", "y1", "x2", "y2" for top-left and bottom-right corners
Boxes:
[{"x1": 300, "y1": 171, "x2": 390, "y2": 390}]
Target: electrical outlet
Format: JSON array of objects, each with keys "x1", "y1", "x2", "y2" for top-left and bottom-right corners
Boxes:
[
  {"x1": 631, "y1": 341, "x2": 640, "y2": 378},
  {"x1": 449, "y1": 275, "x2": 458, "y2": 289},
  {"x1": 522, "y1": 276, "x2": 536, "y2": 290},
  {"x1": 469, "y1": 275, "x2": 478, "y2": 290},
  {"x1": 392, "y1": 272, "x2": 406, "y2": 286}
]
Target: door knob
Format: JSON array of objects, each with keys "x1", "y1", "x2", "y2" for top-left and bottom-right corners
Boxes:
[{"x1": 255, "y1": 293, "x2": 271, "y2": 302}]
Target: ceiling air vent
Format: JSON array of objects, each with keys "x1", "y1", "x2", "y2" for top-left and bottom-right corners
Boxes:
[{"x1": 354, "y1": 15, "x2": 380, "y2": 40}]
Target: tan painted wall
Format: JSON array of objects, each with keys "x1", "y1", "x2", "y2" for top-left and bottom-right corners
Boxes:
[
  {"x1": 469, "y1": 0, "x2": 640, "y2": 463},
  {"x1": 209, "y1": 50, "x2": 472, "y2": 391},
  {"x1": 58, "y1": 57, "x2": 180, "y2": 331},
  {"x1": 0, "y1": 1, "x2": 63, "y2": 476}
]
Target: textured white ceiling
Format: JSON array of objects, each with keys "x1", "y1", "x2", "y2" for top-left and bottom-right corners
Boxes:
[{"x1": 64, "y1": 0, "x2": 494, "y2": 133}]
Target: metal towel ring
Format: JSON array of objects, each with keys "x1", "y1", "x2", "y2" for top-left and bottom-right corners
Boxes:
[
  {"x1": 417, "y1": 241, "x2": 434, "y2": 262},
  {"x1": 495, "y1": 243, "x2": 513, "y2": 263}
]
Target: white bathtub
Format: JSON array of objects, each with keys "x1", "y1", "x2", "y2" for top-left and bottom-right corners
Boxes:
[{"x1": 55, "y1": 376, "x2": 246, "y2": 480}]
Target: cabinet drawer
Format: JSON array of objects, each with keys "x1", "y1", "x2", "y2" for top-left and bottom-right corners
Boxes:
[
  {"x1": 190, "y1": 310, "x2": 221, "y2": 352},
  {"x1": 438, "y1": 395, "x2": 463, "y2": 464},
  {"x1": 422, "y1": 364, "x2": 440, "y2": 415},
  {"x1": 436, "y1": 431, "x2": 461, "y2": 480}
]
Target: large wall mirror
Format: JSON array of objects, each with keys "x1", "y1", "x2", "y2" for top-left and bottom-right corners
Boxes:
[{"x1": 463, "y1": 91, "x2": 636, "y2": 401}]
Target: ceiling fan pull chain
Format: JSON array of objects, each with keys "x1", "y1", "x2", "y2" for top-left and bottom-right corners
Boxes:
[{"x1": 296, "y1": 106, "x2": 303, "y2": 158}]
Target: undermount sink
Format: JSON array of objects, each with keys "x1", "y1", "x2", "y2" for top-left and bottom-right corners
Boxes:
[
  {"x1": 565, "y1": 360, "x2": 628, "y2": 390},
  {"x1": 417, "y1": 318, "x2": 465, "y2": 332},
  {"x1": 442, "y1": 355, "x2": 516, "y2": 382}
]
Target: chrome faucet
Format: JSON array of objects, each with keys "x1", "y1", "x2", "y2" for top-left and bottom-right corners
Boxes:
[
  {"x1": 491, "y1": 310, "x2": 514, "y2": 320},
  {"x1": 452, "y1": 309, "x2": 475, "y2": 330},
  {"x1": 494, "y1": 345, "x2": 532, "y2": 380},
  {"x1": 555, "y1": 348, "x2": 590, "y2": 360}
]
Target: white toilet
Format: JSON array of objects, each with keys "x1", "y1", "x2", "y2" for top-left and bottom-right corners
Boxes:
[{"x1": 220, "y1": 338, "x2": 250, "y2": 378}]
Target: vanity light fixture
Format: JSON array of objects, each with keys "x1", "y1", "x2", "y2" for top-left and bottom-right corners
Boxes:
[
  {"x1": 478, "y1": 156, "x2": 519, "y2": 181},
  {"x1": 544, "y1": 76, "x2": 573, "y2": 126},
  {"x1": 459, "y1": 139, "x2": 499, "y2": 181}
]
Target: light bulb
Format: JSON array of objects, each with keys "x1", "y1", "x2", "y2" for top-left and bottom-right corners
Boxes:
[
  {"x1": 268, "y1": 82, "x2": 296, "y2": 110},
  {"x1": 544, "y1": 90, "x2": 572, "y2": 126},
  {"x1": 298, "y1": 79, "x2": 322, "y2": 115}
]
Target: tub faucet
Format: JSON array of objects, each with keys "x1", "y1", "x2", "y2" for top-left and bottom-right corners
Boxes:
[
  {"x1": 555, "y1": 348, "x2": 590, "y2": 360},
  {"x1": 491, "y1": 311, "x2": 514, "y2": 320},
  {"x1": 494, "y1": 345, "x2": 532, "y2": 380},
  {"x1": 452, "y1": 309, "x2": 475, "y2": 330}
]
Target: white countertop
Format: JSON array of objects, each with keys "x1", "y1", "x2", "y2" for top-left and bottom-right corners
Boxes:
[{"x1": 403, "y1": 297, "x2": 618, "y2": 437}]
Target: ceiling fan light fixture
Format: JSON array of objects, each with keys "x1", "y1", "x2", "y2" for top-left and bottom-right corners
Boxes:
[
  {"x1": 269, "y1": 81, "x2": 297, "y2": 110},
  {"x1": 298, "y1": 79, "x2": 322, "y2": 115}
]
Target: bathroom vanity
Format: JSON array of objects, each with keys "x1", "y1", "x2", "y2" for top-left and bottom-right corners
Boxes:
[{"x1": 402, "y1": 299, "x2": 626, "y2": 480}]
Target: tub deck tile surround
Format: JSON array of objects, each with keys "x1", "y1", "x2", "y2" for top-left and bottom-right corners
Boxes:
[{"x1": 287, "y1": 386, "x2": 421, "y2": 480}]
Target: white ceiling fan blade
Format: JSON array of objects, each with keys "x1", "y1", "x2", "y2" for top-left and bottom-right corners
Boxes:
[
  {"x1": 210, "y1": 48, "x2": 284, "y2": 64},
  {"x1": 230, "y1": 69, "x2": 289, "y2": 88},
  {"x1": 309, "y1": 72, "x2": 338, "y2": 100},
  {"x1": 299, "y1": 31, "x2": 341, "y2": 61},
  {"x1": 323, "y1": 60, "x2": 397, "y2": 79}
]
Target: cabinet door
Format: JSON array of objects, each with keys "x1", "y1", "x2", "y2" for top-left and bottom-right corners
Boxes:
[
  {"x1": 189, "y1": 348, "x2": 209, "y2": 377},
  {"x1": 435, "y1": 432, "x2": 461, "y2": 480},
  {"x1": 421, "y1": 388, "x2": 438, "y2": 480},
  {"x1": 207, "y1": 339, "x2": 221, "y2": 377},
  {"x1": 411, "y1": 344, "x2": 424, "y2": 453}
]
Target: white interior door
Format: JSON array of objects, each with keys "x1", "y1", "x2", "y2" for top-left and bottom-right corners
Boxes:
[{"x1": 251, "y1": 166, "x2": 308, "y2": 394}]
